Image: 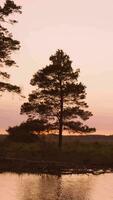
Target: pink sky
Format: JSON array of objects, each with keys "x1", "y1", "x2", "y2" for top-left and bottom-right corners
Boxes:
[{"x1": 0, "y1": 0, "x2": 113, "y2": 134}]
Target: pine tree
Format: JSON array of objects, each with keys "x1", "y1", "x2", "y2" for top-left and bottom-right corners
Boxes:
[
  {"x1": 0, "y1": 0, "x2": 21, "y2": 93},
  {"x1": 21, "y1": 49, "x2": 95, "y2": 148}
]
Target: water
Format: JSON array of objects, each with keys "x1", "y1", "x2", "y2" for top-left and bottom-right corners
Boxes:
[{"x1": 0, "y1": 173, "x2": 113, "y2": 200}]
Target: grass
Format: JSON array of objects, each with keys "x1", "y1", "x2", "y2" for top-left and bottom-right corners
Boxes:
[{"x1": 0, "y1": 135, "x2": 113, "y2": 173}]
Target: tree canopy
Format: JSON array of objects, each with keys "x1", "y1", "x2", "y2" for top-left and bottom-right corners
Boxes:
[
  {"x1": 0, "y1": 0, "x2": 21, "y2": 93},
  {"x1": 7, "y1": 119, "x2": 48, "y2": 142},
  {"x1": 21, "y1": 49, "x2": 95, "y2": 148}
]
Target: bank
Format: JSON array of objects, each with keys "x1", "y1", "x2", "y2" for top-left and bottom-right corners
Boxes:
[{"x1": 0, "y1": 135, "x2": 113, "y2": 174}]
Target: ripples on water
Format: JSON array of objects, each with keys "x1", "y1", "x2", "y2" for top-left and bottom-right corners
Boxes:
[{"x1": 0, "y1": 173, "x2": 113, "y2": 200}]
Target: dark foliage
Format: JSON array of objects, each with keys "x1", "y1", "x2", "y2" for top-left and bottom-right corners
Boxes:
[
  {"x1": 7, "y1": 119, "x2": 47, "y2": 142},
  {"x1": 21, "y1": 49, "x2": 95, "y2": 147},
  {"x1": 0, "y1": 0, "x2": 21, "y2": 93}
]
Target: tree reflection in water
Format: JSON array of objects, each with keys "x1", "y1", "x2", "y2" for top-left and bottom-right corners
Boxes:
[
  {"x1": 0, "y1": 173, "x2": 113, "y2": 200},
  {"x1": 20, "y1": 174, "x2": 92, "y2": 200}
]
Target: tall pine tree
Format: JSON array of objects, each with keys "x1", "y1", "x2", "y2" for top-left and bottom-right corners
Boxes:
[
  {"x1": 0, "y1": 0, "x2": 21, "y2": 93},
  {"x1": 21, "y1": 50, "x2": 95, "y2": 148}
]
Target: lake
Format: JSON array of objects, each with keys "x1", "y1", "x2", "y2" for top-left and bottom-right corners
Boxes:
[{"x1": 0, "y1": 172, "x2": 113, "y2": 200}]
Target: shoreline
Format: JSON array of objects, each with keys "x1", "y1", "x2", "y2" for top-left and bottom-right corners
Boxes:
[
  {"x1": 0, "y1": 158, "x2": 113, "y2": 175},
  {"x1": 1, "y1": 135, "x2": 113, "y2": 175}
]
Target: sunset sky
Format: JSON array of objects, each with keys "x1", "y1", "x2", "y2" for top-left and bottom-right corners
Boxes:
[{"x1": 0, "y1": 0, "x2": 113, "y2": 134}]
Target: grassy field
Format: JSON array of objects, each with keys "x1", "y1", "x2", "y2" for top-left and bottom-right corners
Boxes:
[{"x1": 0, "y1": 134, "x2": 113, "y2": 173}]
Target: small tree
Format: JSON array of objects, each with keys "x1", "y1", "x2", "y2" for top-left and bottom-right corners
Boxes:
[
  {"x1": 21, "y1": 50, "x2": 95, "y2": 148},
  {"x1": 7, "y1": 119, "x2": 48, "y2": 142},
  {"x1": 0, "y1": 0, "x2": 21, "y2": 93}
]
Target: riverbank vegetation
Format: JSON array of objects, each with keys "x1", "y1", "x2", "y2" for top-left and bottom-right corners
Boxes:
[{"x1": 0, "y1": 134, "x2": 113, "y2": 173}]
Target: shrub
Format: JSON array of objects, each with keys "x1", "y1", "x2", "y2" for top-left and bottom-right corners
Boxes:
[{"x1": 7, "y1": 119, "x2": 47, "y2": 142}]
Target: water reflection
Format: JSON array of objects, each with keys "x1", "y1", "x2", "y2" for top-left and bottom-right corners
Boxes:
[{"x1": 0, "y1": 173, "x2": 113, "y2": 200}]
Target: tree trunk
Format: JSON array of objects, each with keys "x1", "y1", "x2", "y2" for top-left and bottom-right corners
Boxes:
[
  {"x1": 59, "y1": 80, "x2": 63, "y2": 149},
  {"x1": 59, "y1": 120, "x2": 63, "y2": 149}
]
